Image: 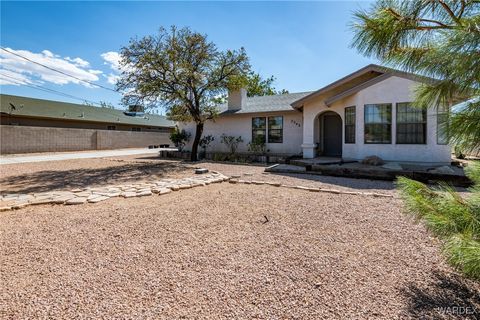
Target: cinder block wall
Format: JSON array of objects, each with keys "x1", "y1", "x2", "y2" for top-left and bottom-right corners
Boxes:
[{"x1": 0, "y1": 125, "x2": 171, "y2": 154}]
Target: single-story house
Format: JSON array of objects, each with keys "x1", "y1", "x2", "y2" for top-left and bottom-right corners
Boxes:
[
  {"x1": 180, "y1": 64, "x2": 451, "y2": 164},
  {"x1": 0, "y1": 94, "x2": 175, "y2": 154}
]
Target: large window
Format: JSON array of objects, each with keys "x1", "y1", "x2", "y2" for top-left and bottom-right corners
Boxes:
[
  {"x1": 252, "y1": 116, "x2": 283, "y2": 143},
  {"x1": 252, "y1": 117, "x2": 267, "y2": 143},
  {"x1": 364, "y1": 104, "x2": 392, "y2": 144},
  {"x1": 437, "y1": 104, "x2": 449, "y2": 145},
  {"x1": 268, "y1": 116, "x2": 283, "y2": 143},
  {"x1": 344, "y1": 106, "x2": 355, "y2": 144},
  {"x1": 396, "y1": 103, "x2": 426, "y2": 144}
]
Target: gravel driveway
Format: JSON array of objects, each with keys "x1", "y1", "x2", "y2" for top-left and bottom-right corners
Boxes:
[{"x1": 1, "y1": 177, "x2": 479, "y2": 318}]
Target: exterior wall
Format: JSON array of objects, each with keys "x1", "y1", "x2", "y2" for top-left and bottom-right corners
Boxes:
[
  {"x1": 1, "y1": 115, "x2": 172, "y2": 132},
  {"x1": 302, "y1": 76, "x2": 451, "y2": 163},
  {"x1": 0, "y1": 125, "x2": 172, "y2": 154},
  {"x1": 179, "y1": 111, "x2": 303, "y2": 155}
]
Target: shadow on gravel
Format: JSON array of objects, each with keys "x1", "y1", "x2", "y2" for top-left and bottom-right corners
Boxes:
[
  {"x1": 268, "y1": 172, "x2": 396, "y2": 191},
  {"x1": 0, "y1": 161, "x2": 191, "y2": 194},
  {"x1": 401, "y1": 271, "x2": 480, "y2": 319}
]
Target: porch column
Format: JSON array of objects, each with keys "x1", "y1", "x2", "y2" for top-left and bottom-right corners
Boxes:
[
  {"x1": 301, "y1": 143, "x2": 317, "y2": 158},
  {"x1": 302, "y1": 112, "x2": 317, "y2": 158}
]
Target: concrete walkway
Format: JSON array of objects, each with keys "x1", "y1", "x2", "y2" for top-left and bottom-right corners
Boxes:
[{"x1": 0, "y1": 148, "x2": 176, "y2": 165}]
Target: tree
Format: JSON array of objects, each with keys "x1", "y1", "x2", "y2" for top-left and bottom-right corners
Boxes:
[
  {"x1": 352, "y1": 0, "x2": 480, "y2": 279},
  {"x1": 245, "y1": 71, "x2": 289, "y2": 97},
  {"x1": 351, "y1": 0, "x2": 479, "y2": 153},
  {"x1": 116, "y1": 26, "x2": 250, "y2": 161}
]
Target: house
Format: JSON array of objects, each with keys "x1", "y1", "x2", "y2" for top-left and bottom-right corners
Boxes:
[
  {"x1": 180, "y1": 64, "x2": 451, "y2": 164},
  {"x1": 0, "y1": 94, "x2": 175, "y2": 154}
]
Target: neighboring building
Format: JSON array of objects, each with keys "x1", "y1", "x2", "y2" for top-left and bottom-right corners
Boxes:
[
  {"x1": 181, "y1": 64, "x2": 452, "y2": 163},
  {"x1": 0, "y1": 94, "x2": 175, "y2": 154}
]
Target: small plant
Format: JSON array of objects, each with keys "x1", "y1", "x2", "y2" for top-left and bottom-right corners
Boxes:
[
  {"x1": 199, "y1": 135, "x2": 215, "y2": 152},
  {"x1": 220, "y1": 134, "x2": 243, "y2": 158},
  {"x1": 247, "y1": 136, "x2": 266, "y2": 154},
  {"x1": 170, "y1": 126, "x2": 191, "y2": 152}
]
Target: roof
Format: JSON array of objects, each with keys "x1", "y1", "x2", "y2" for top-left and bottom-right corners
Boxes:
[
  {"x1": 291, "y1": 64, "x2": 435, "y2": 108},
  {"x1": 0, "y1": 94, "x2": 175, "y2": 128},
  {"x1": 218, "y1": 91, "x2": 312, "y2": 115}
]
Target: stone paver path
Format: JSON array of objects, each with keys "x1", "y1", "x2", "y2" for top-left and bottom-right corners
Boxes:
[{"x1": 0, "y1": 172, "x2": 229, "y2": 211}]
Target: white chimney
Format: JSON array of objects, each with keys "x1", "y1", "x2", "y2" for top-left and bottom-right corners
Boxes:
[{"x1": 228, "y1": 88, "x2": 247, "y2": 111}]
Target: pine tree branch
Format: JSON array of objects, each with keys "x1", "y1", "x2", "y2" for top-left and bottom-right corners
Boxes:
[{"x1": 439, "y1": 0, "x2": 461, "y2": 24}]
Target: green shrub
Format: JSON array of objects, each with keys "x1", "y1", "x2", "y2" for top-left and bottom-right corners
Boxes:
[
  {"x1": 396, "y1": 162, "x2": 480, "y2": 279},
  {"x1": 220, "y1": 134, "x2": 243, "y2": 157},
  {"x1": 170, "y1": 127, "x2": 191, "y2": 152},
  {"x1": 247, "y1": 136, "x2": 266, "y2": 154}
]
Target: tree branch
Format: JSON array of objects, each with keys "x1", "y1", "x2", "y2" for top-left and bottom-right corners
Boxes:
[{"x1": 439, "y1": 0, "x2": 461, "y2": 24}]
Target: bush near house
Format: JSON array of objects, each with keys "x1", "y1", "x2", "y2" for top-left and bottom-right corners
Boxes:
[
  {"x1": 397, "y1": 162, "x2": 480, "y2": 280},
  {"x1": 220, "y1": 134, "x2": 243, "y2": 160},
  {"x1": 170, "y1": 127, "x2": 191, "y2": 152}
]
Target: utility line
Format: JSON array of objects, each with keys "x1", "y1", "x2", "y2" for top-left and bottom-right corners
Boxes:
[
  {"x1": 0, "y1": 47, "x2": 118, "y2": 92},
  {"x1": 0, "y1": 73, "x2": 105, "y2": 106}
]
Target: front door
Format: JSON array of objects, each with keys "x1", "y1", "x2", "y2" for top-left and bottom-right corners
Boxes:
[{"x1": 323, "y1": 114, "x2": 342, "y2": 157}]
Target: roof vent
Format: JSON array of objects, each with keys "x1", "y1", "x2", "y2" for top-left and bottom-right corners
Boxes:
[{"x1": 124, "y1": 104, "x2": 146, "y2": 117}]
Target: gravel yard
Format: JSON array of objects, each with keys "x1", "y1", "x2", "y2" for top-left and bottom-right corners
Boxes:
[{"x1": 1, "y1": 156, "x2": 479, "y2": 318}]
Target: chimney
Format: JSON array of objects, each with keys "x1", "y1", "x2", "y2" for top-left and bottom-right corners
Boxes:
[{"x1": 228, "y1": 88, "x2": 247, "y2": 111}]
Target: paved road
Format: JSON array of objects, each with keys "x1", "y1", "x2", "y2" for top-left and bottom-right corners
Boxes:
[{"x1": 0, "y1": 148, "x2": 175, "y2": 165}]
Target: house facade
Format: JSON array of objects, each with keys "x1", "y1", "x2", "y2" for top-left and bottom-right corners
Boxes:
[{"x1": 180, "y1": 65, "x2": 452, "y2": 164}]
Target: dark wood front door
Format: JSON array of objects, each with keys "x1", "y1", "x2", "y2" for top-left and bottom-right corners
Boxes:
[{"x1": 323, "y1": 114, "x2": 342, "y2": 156}]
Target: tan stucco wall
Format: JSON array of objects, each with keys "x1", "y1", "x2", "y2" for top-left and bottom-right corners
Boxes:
[
  {"x1": 180, "y1": 111, "x2": 303, "y2": 155},
  {"x1": 301, "y1": 76, "x2": 451, "y2": 163},
  {"x1": 0, "y1": 125, "x2": 172, "y2": 154}
]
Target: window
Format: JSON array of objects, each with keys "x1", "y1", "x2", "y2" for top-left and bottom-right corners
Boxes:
[
  {"x1": 364, "y1": 104, "x2": 392, "y2": 144},
  {"x1": 107, "y1": 125, "x2": 116, "y2": 130},
  {"x1": 437, "y1": 104, "x2": 449, "y2": 145},
  {"x1": 131, "y1": 127, "x2": 141, "y2": 132},
  {"x1": 252, "y1": 117, "x2": 266, "y2": 143},
  {"x1": 396, "y1": 103, "x2": 426, "y2": 144},
  {"x1": 268, "y1": 116, "x2": 283, "y2": 143},
  {"x1": 344, "y1": 106, "x2": 355, "y2": 144},
  {"x1": 251, "y1": 116, "x2": 284, "y2": 143}
]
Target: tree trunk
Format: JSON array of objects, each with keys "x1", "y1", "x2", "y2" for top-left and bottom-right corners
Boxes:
[{"x1": 191, "y1": 122, "x2": 204, "y2": 162}]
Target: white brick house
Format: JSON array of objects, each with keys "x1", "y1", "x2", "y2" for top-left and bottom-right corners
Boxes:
[{"x1": 180, "y1": 65, "x2": 451, "y2": 164}]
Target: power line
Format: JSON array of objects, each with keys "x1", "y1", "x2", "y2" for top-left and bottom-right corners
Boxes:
[
  {"x1": 0, "y1": 73, "x2": 105, "y2": 106},
  {"x1": 0, "y1": 47, "x2": 118, "y2": 93}
]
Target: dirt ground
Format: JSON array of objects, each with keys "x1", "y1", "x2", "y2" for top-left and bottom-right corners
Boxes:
[{"x1": 0, "y1": 155, "x2": 479, "y2": 319}]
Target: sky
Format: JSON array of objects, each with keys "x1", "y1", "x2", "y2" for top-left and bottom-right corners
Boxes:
[{"x1": 0, "y1": 1, "x2": 377, "y2": 111}]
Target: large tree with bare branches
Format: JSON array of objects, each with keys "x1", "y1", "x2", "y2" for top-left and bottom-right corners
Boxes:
[{"x1": 117, "y1": 26, "x2": 250, "y2": 161}]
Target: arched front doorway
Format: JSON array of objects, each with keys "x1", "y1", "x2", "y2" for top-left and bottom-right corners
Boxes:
[{"x1": 319, "y1": 111, "x2": 342, "y2": 157}]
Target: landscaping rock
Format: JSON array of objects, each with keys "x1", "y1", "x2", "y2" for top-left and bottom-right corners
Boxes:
[
  {"x1": 87, "y1": 196, "x2": 110, "y2": 203},
  {"x1": 137, "y1": 190, "x2": 152, "y2": 197},
  {"x1": 65, "y1": 197, "x2": 87, "y2": 205},
  {"x1": 158, "y1": 188, "x2": 172, "y2": 195},
  {"x1": 121, "y1": 192, "x2": 137, "y2": 198},
  {"x1": 195, "y1": 168, "x2": 209, "y2": 174}
]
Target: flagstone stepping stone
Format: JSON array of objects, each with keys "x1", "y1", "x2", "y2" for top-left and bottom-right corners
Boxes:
[
  {"x1": 178, "y1": 184, "x2": 192, "y2": 189},
  {"x1": 158, "y1": 188, "x2": 172, "y2": 195},
  {"x1": 121, "y1": 192, "x2": 137, "y2": 198},
  {"x1": 51, "y1": 195, "x2": 77, "y2": 204},
  {"x1": 87, "y1": 195, "x2": 110, "y2": 203},
  {"x1": 170, "y1": 186, "x2": 180, "y2": 191},
  {"x1": 0, "y1": 206, "x2": 12, "y2": 211},
  {"x1": 195, "y1": 168, "x2": 209, "y2": 174},
  {"x1": 137, "y1": 190, "x2": 152, "y2": 197},
  {"x1": 71, "y1": 189, "x2": 83, "y2": 193},
  {"x1": 65, "y1": 197, "x2": 87, "y2": 205},
  {"x1": 75, "y1": 191, "x2": 93, "y2": 197}
]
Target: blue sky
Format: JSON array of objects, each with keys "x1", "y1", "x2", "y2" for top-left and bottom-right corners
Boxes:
[{"x1": 0, "y1": 1, "x2": 376, "y2": 110}]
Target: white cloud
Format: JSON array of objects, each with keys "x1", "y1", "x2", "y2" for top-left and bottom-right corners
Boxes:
[
  {"x1": 0, "y1": 48, "x2": 103, "y2": 87},
  {"x1": 101, "y1": 51, "x2": 121, "y2": 72},
  {"x1": 0, "y1": 69, "x2": 34, "y2": 86}
]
